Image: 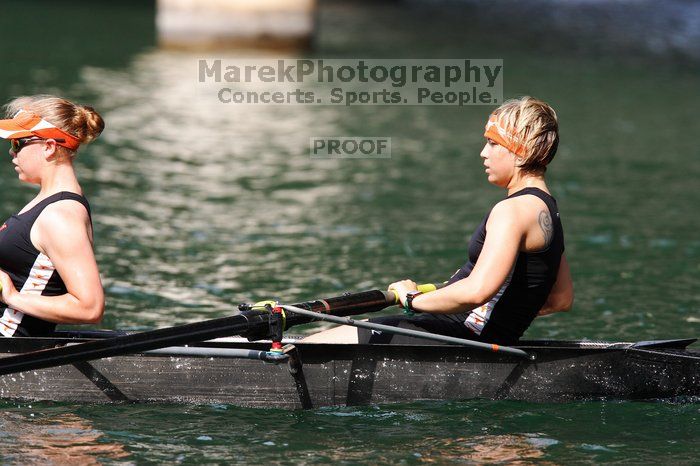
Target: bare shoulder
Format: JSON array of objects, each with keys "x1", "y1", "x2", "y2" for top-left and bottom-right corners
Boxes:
[
  {"x1": 508, "y1": 194, "x2": 550, "y2": 221},
  {"x1": 492, "y1": 196, "x2": 546, "y2": 219},
  {"x1": 35, "y1": 200, "x2": 90, "y2": 232},
  {"x1": 487, "y1": 198, "x2": 525, "y2": 230},
  {"x1": 41, "y1": 199, "x2": 89, "y2": 219},
  {"x1": 492, "y1": 195, "x2": 554, "y2": 249}
]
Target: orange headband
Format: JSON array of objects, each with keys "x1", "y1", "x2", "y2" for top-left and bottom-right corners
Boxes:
[
  {"x1": 484, "y1": 115, "x2": 526, "y2": 157},
  {"x1": 0, "y1": 109, "x2": 80, "y2": 150}
]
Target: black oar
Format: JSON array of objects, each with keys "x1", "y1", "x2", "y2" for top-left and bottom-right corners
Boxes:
[{"x1": 0, "y1": 286, "x2": 438, "y2": 376}]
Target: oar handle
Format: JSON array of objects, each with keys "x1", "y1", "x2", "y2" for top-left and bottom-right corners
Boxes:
[{"x1": 388, "y1": 282, "x2": 446, "y2": 304}]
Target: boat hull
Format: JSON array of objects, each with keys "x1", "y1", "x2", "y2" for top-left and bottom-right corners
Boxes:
[{"x1": 0, "y1": 338, "x2": 697, "y2": 408}]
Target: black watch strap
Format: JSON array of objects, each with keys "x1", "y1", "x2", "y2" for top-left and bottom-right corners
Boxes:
[{"x1": 404, "y1": 290, "x2": 424, "y2": 314}]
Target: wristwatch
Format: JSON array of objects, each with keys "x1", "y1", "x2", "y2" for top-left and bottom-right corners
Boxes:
[{"x1": 403, "y1": 290, "x2": 424, "y2": 316}]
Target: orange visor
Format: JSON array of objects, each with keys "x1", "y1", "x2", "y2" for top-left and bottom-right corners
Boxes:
[
  {"x1": 484, "y1": 115, "x2": 525, "y2": 157},
  {"x1": 0, "y1": 109, "x2": 80, "y2": 150}
]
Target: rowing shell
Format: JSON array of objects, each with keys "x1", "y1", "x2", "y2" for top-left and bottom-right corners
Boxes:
[{"x1": 0, "y1": 334, "x2": 697, "y2": 408}]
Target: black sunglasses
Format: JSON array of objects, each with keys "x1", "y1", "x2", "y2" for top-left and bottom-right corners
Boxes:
[{"x1": 10, "y1": 137, "x2": 66, "y2": 153}]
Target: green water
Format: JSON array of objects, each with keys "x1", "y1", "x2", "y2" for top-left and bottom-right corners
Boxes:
[
  {"x1": 1, "y1": 0, "x2": 698, "y2": 463},
  {"x1": 0, "y1": 401, "x2": 697, "y2": 464}
]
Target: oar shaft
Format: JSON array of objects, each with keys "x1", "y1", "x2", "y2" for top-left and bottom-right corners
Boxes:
[
  {"x1": 0, "y1": 313, "x2": 266, "y2": 376},
  {"x1": 281, "y1": 304, "x2": 531, "y2": 359},
  {"x1": 0, "y1": 284, "x2": 446, "y2": 376},
  {"x1": 0, "y1": 289, "x2": 398, "y2": 376},
  {"x1": 287, "y1": 290, "x2": 396, "y2": 323}
]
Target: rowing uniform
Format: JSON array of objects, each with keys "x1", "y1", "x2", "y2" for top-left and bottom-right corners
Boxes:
[
  {"x1": 0, "y1": 192, "x2": 91, "y2": 337},
  {"x1": 359, "y1": 187, "x2": 565, "y2": 345}
]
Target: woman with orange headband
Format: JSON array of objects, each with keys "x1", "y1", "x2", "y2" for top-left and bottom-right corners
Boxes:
[
  {"x1": 0, "y1": 95, "x2": 105, "y2": 336},
  {"x1": 306, "y1": 96, "x2": 573, "y2": 345}
]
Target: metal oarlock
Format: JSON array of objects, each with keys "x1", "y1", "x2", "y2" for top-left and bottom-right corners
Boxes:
[{"x1": 265, "y1": 305, "x2": 289, "y2": 362}]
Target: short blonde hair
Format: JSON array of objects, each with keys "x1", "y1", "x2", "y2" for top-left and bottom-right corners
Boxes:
[
  {"x1": 4, "y1": 95, "x2": 104, "y2": 153},
  {"x1": 491, "y1": 96, "x2": 559, "y2": 174}
]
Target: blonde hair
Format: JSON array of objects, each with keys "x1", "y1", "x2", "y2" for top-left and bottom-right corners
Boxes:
[
  {"x1": 491, "y1": 96, "x2": 559, "y2": 174},
  {"x1": 4, "y1": 95, "x2": 104, "y2": 153}
]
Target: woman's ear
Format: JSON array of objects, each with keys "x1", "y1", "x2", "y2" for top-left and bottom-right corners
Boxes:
[{"x1": 42, "y1": 139, "x2": 60, "y2": 161}]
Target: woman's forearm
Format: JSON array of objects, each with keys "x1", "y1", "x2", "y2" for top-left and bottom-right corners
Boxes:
[
  {"x1": 411, "y1": 280, "x2": 486, "y2": 314},
  {"x1": 6, "y1": 291, "x2": 104, "y2": 324}
]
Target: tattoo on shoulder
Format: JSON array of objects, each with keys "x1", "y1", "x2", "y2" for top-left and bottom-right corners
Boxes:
[{"x1": 539, "y1": 210, "x2": 553, "y2": 246}]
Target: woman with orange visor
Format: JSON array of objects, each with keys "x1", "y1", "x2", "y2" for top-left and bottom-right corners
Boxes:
[
  {"x1": 0, "y1": 95, "x2": 105, "y2": 336},
  {"x1": 306, "y1": 96, "x2": 574, "y2": 345}
]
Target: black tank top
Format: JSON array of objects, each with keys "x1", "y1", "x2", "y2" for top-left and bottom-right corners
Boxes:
[
  {"x1": 0, "y1": 192, "x2": 92, "y2": 337},
  {"x1": 447, "y1": 187, "x2": 565, "y2": 344}
]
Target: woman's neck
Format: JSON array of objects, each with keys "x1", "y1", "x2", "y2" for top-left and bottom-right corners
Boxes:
[
  {"x1": 37, "y1": 163, "x2": 82, "y2": 198},
  {"x1": 506, "y1": 173, "x2": 548, "y2": 196}
]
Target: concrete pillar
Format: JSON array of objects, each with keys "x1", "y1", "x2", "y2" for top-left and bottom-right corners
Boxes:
[{"x1": 157, "y1": 0, "x2": 316, "y2": 50}]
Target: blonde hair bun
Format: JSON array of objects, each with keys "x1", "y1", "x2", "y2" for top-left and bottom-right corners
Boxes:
[{"x1": 74, "y1": 104, "x2": 105, "y2": 144}]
